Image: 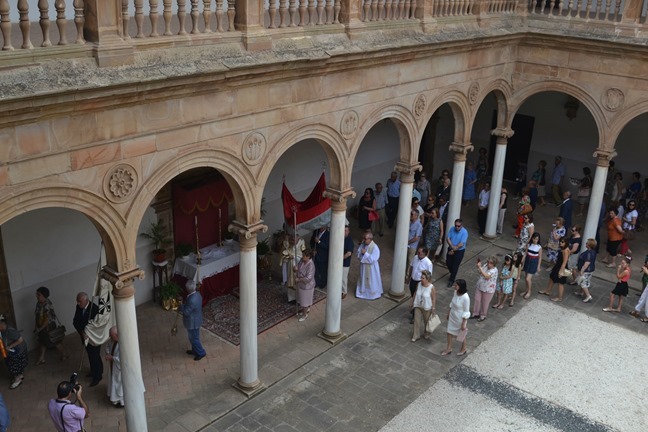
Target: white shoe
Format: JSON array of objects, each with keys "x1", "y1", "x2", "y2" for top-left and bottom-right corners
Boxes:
[
  {"x1": 298, "y1": 314, "x2": 308, "y2": 322},
  {"x1": 583, "y1": 296, "x2": 592, "y2": 303}
]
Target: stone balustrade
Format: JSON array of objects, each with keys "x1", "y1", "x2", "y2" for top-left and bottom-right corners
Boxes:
[{"x1": 0, "y1": 0, "x2": 646, "y2": 63}]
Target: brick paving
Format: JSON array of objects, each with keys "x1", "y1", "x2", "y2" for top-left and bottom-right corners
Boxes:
[{"x1": 2, "y1": 201, "x2": 646, "y2": 431}]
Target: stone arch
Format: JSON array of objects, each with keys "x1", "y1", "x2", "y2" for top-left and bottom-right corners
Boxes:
[
  {"x1": 257, "y1": 123, "x2": 348, "y2": 191},
  {"x1": 129, "y1": 148, "x2": 256, "y2": 245},
  {"x1": 607, "y1": 100, "x2": 648, "y2": 149},
  {"x1": 472, "y1": 79, "x2": 513, "y2": 130},
  {"x1": 351, "y1": 104, "x2": 418, "y2": 168},
  {"x1": 0, "y1": 185, "x2": 126, "y2": 270},
  {"x1": 423, "y1": 90, "x2": 471, "y2": 144},
  {"x1": 509, "y1": 80, "x2": 607, "y2": 147}
]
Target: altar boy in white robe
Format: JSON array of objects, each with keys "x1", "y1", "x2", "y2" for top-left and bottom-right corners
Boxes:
[
  {"x1": 356, "y1": 232, "x2": 383, "y2": 300},
  {"x1": 105, "y1": 326, "x2": 124, "y2": 408}
]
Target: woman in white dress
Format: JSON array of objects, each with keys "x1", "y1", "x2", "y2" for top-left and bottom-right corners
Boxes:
[
  {"x1": 442, "y1": 279, "x2": 470, "y2": 356},
  {"x1": 410, "y1": 270, "x2": 436, "y2": 343}
]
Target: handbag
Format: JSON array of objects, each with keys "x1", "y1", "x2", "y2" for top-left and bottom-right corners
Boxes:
[
  {"x1": 559, "y1": 268, "x2": 572, "y2": 278},
  {"x1": 47, "y1": 318, "x2": 66, "y2": 346},
  {"x1": 518, "y1": 203, "x2": 532, "y2": 215},
  {"x1": 457, "y1": 328, "x2": 467, "y2": 343},
  {"x1": 368, "y1": 210, "x2": 379, "y2": 222},
  {"x1": 425, "y1": 314, "x2": 441, "y2": 333},
  {"x1": 623, "y1": 230, "x2": 636, "y2": 241}
]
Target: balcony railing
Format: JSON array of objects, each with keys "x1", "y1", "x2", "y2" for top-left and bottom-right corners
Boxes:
[{"x1": 0, "y1": 0, "x2": 646, "y2": 66}]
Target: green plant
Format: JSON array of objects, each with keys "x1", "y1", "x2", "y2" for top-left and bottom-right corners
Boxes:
[
  {"x1": 257, "y1": 237, "x2": 271, "y2": 256},
  {"x1": 161, "y1": 281, "x2": 181, "y2": 300},
  {"x1": 140, "y1": 220, "x2": 173, "y2": 253},
  {"x1": 175, "y1": 242, "x2": 193, "y2": 257}
]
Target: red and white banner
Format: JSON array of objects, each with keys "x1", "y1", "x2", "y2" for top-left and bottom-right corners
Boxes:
[{"x1": 281, "y1": 173, "x2": 331, "y2": 233}]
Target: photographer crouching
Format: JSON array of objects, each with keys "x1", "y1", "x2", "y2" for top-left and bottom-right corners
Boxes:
[{"x1": 47, "y1": 375, "x2": 89, "y2": 432}]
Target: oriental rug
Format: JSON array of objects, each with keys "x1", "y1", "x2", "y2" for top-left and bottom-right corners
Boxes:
[{"x1": 201, "y1": 281, "x2": 327, "y2": 345}]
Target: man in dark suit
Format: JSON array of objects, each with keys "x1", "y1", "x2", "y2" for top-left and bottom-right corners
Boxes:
[
  {"x1": 310, "y1": 226, "x2": 330, "y2": 289},
  {"x1": 73, "y1": 292, "x2": 103, "y2": 387},
  {"x1": 180, "y1": 280, "x2": 205, "y2": 361},
  {"x1": 558, "y1": 190, "x2": 573, "y2": 232}
]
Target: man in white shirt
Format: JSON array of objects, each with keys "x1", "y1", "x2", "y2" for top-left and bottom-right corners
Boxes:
[
  {"x1": 409, "y1": 247, "x2": 433, "y2": 323},
  {"x1": 478, "y1": 181, "x2": 490, "y2": 235}
]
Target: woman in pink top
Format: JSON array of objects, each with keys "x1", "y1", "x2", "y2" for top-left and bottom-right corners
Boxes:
[
  {"x1": 603, "y1": 256, "x2": 632, "y2": 312},
  {"x1": 471, "y1": 256, "x2": 499, "y2": 321}
]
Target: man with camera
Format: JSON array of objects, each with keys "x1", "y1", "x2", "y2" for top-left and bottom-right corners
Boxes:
[{"x1": 48, "y1": 379, "x2": 89, "y2": 432}]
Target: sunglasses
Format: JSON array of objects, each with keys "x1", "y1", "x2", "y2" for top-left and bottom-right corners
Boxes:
[{"x1": 455, "y1": 225, "x2": 462, "y2": 228}]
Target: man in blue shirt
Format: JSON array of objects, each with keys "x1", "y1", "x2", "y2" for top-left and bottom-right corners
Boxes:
[
  {"x1": 374, "y1": 182, "x2": 388, "y2": 237},
  {"x1": 406, "y1": 210, "x2": 423, "y2": 280},
  {"x1": 446, "y1": 219, "x2": 468, "y2": 287},
  {"x1": 551, "y1": 156, "x2": 566, "y2": 204},
  {"x1": 386, "y1": 171, "x2": 401, "y2": 228}
]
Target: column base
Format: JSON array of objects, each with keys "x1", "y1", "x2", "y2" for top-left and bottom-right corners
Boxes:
[
  {"x1": 385, "y1": 290, "x2": 408, "y2": 303},
  {"x1": 232, "y1": 378, "x2": 266, "y2": 398},
  {"x1": 317, "y1": 330, "x2": 347, "y2": 345},
  {"x1": 480, "y1": 233, "x2": 498, "y2": 242}
]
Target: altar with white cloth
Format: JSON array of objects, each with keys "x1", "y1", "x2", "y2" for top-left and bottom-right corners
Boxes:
[{"x1": 173, "y1": 241, "x2": 240, "y2": 305}]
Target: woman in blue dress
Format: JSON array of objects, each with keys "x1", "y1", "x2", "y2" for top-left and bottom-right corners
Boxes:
[{"x1": 463, "y1": 161, "x2": 477, "y2": 206}]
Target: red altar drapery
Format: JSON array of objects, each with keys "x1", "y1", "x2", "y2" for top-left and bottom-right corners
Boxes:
[{"x1": 172, "y1": 179, "x2": 234, "y2": 248}]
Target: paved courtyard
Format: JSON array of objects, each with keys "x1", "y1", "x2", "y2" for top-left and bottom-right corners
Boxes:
[{"x1": 2, "y1": 200, "x2": 647, "y2": 431}]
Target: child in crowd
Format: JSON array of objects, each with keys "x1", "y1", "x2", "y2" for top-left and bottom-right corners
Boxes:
[
  {"x1": 493, "y1": 254, "x2": 513, "y2": 309},
  {"x1": 510, "y1": 252, "x2": 523, "y2": 306},
  {"x1": 603, "y1": 256, "x2": 632, "y2": 313}
]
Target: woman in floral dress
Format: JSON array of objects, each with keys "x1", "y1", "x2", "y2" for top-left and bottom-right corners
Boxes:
[{"x1": 546, "y1": 217, "x2": 566, "y2": 269}]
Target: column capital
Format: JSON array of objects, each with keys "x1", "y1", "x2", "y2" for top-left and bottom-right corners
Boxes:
[
  {"x1": 448, "y1": 142, "x2": 473, "y2": 161},
  {"x1": 394, "y1": 162, "x2": 422, "y2": 183},
  {"x1": 101, "y1": 266, "x2": 145, "y2": 299},
  {"x1": 323, "y1": 188, "x2": 356, "y2": 204},
  {"x1": 491, "y1": 128, "x2": 514, "y2": 139},
  {"x1": 593, "y1": 148, "x2": 617, "y2": 166},
  {"x1": 229, "y1": 220, "x2": 267, "y2": 250}
]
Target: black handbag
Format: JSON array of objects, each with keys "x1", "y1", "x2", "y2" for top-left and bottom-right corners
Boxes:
[{"x1": 46, "y1": 318, "x2": 66, "y2": 346}]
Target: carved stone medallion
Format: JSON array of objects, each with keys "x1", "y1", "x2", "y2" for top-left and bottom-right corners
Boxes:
[
  {"x1": 103, "y1": 164, "x2": 138, "y2": 203},
  {"x1": 340, "y1": 110, "x2": 359, "y2": 140},
  {"x1": 602, "y1": 88, "x2": 624, "y2": 111},
  {"x1": 242, "y1": 132, "x2": 266, "y2": 165},
  {"x1": 413, "y1": 94, "x2": 426, "y2": 120},
  {"x1": 468, "y1": 82, "x2": 480, "y2": 105}
]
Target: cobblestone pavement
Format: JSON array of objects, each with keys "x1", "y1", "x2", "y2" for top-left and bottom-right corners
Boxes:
[{"x1": 2, "y1": 201, "x2": 647, "y2": 431}]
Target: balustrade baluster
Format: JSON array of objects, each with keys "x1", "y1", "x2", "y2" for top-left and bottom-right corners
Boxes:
[
  {"x1": 370, "y1": 0, "x2": 378, "y2": 21},
  {"x1": 469, "y1": 0, "x2": 475, "y2": 14},
  {"x1": 216, "y1": 0, "x2": 224, "y2": 31},
  {"x1": 325, "y1": 0, "x2": 333, "y2": 23},
  {"x1": 289, "y1": 0, "x2": 297, "y2": 25},
  {"x1": 55, "y1": 0, "x2": 67, "y2": 45},
  {"x1": 0, "y1": 0, "x2": 11, "y2": 51},
  {"x1": 280, "y1": 0, "x2": 289, "y2": 27},
  {"x1": 584, "y1": 0, "x2": 592, "y2": 18},
  {"x1": 178, "y1": 0, "x2": 187, "y2": 34},
  {"x1": 317, "y1": 0, "x2": 324, "y2": 24},
  {"x1": 334, "y1": 0, "x2": 340, "y2": 22},
  {"x1": 529, "y1": 0, "x2": 535, "y2": 14},
  {"x1": 18, "y1": 0, "x2": 32, "y2": 49},
  {"x1": 163, "y1": 0, "x2": 173, "y2": 35},
  {"x1": 202, "y1": 0, "x2": 211, "y2": 33},
  {"x1": 613, "y1": 0, "x2": 621, "y2": 20},
  {"x1": 73, "y1": 0, "x2": 84, "y2": 43},
  {"x1": 398, "y1": 0, "x2": 405, "y2": 18},
  {"x1": 605, "y1": 0, "x2": 613, "y2": 20},
  {"x1": 539, "y1": 0, "x2": 546, "y2": 14},
  {"x1": 404, "y1": 0, "x2": 411, "y2": 18},
  {"x1": 299, "y1": 0, "x2": 307, "y2": 25},
  {"x1": 385, "y1": 0, "x2": 393, "y2": 19},
  {"x1": 135, "y1": 0, "x2": 145, "y2": 37},
  {"x1": 500, "y1": 0, "x2": 506, "y2": 12},
  {"x1": 363, "y1": 0, "x2": 370, "y2": 21},
  {"x1": 558, "y1": 0, "x2": 565, "y2": 15},
  {"x1": 377, "y1": 0, "x2": 385, "y2": 19},
  {"x1": 38, "y1": 0, "x2": 51, "y2": 47},
  {"x1": 269, "y1": 0, "x2": 278, "y2": 28},
  {"x1": 308, "y1": 0, "x2": 316, "y2": 24},
  {"x1": 227, "y1": 0, "x2": 235, "y2": 31},
  {"x1": 548, "y1": 0, "x2": 555, "y2": 14},
  {"x1": 449, "y1": 0, "x2": 456, "y2": 15},
  {"x1": 190, "y1": 0, "x2": 199, "y2": 33},
  {"x1": 439, "y1": 0, "x2": 446, "y2": 16},
  {"x1": 460, "y1": 0, "x2": 467, "y2": 15},
  {"x1": 595, "y1": 0, "x2": 602, "y2": 19},
  {"x1": 122, "y1": 0, "x2": 131, "y2": 39},
  {"x1": 571, "y1": 0, "x2": 579, "y2": 17},
  {"x1": 150, "y1": 0, "x2": 160, "y2": 36}
]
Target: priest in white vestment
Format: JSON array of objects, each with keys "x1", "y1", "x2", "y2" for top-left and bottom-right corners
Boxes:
[
  {"x1": 356, "y1": 232, "x2": 383, "y2": 300},
  {"x1": 105, "y1": 326, "x2": 124, "y2": 407}
]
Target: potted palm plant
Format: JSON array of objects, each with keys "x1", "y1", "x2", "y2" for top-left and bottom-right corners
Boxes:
[
  {"x1": 161, "y1": 281, "x2": 182, "y2": 310},
  {"x1": 140, "y1": 220, "x2": 173, "y2": 262}
]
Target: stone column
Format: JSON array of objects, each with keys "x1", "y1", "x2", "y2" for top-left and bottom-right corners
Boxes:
[
  {"x1": 101, "y1": 266, "x2": 147, "y2": 432},
  {"x1": 387, "y1": 162, "x2": 421, "y2": 301},
  {"x1": 582, "y1": 149, "x2": 615, "y2": 251},
  {"x1": 484, "y1": 128, "x2": 514, "y2": 239},
  {"x1": 230, "y1": 221, "x2": 267, "y2": 397},
  {"x1": 235, "y1": 0, "x2": 272, "y2": 50},
  {"x1": 319, "y1": 189, "x2": 355, "y2": 344},
  {"x1": 446, "y1": 143, "x2": 473, "y2": 236},
  {"x1": 84, "y1": 0, "x2": 134, "y2": 67}
]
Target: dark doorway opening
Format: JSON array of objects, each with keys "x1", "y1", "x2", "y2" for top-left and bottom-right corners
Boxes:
[{"x1": 489, "y1": 111, "x2": 535, "y2": 182}]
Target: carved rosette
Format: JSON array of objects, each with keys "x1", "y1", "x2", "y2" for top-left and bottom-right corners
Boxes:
[
  {"x1": 468, "y1": 82, "x2": 480, "y2": 105},
  {"x1": 340, "y1": 110, "x2": 359, "y2": 140},
  {"x1": 103, "y1": 164, "x2": 138, "y2": 204},
  {"x1": 242, "y1": 132, "x2": 266, "y2": 166},
  {"x1": 413, "y1": 94, "x2": 426, "y2": 120},
  {"x1": 602, "y1": 88, "x2": 624, "y2": 112}
]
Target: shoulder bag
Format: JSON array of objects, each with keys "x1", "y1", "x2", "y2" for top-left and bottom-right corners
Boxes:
[
  {"x1": 425, "y1": 314, "x2": 441, "y2": 333},
  {"x1": 47, "y1": 317, "x2": 66, "y2": 346}
]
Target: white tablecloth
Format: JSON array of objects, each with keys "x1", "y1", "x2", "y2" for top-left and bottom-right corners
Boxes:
[{"x1": 172, "y1": 241, "x2": 240, "y2": 283}]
